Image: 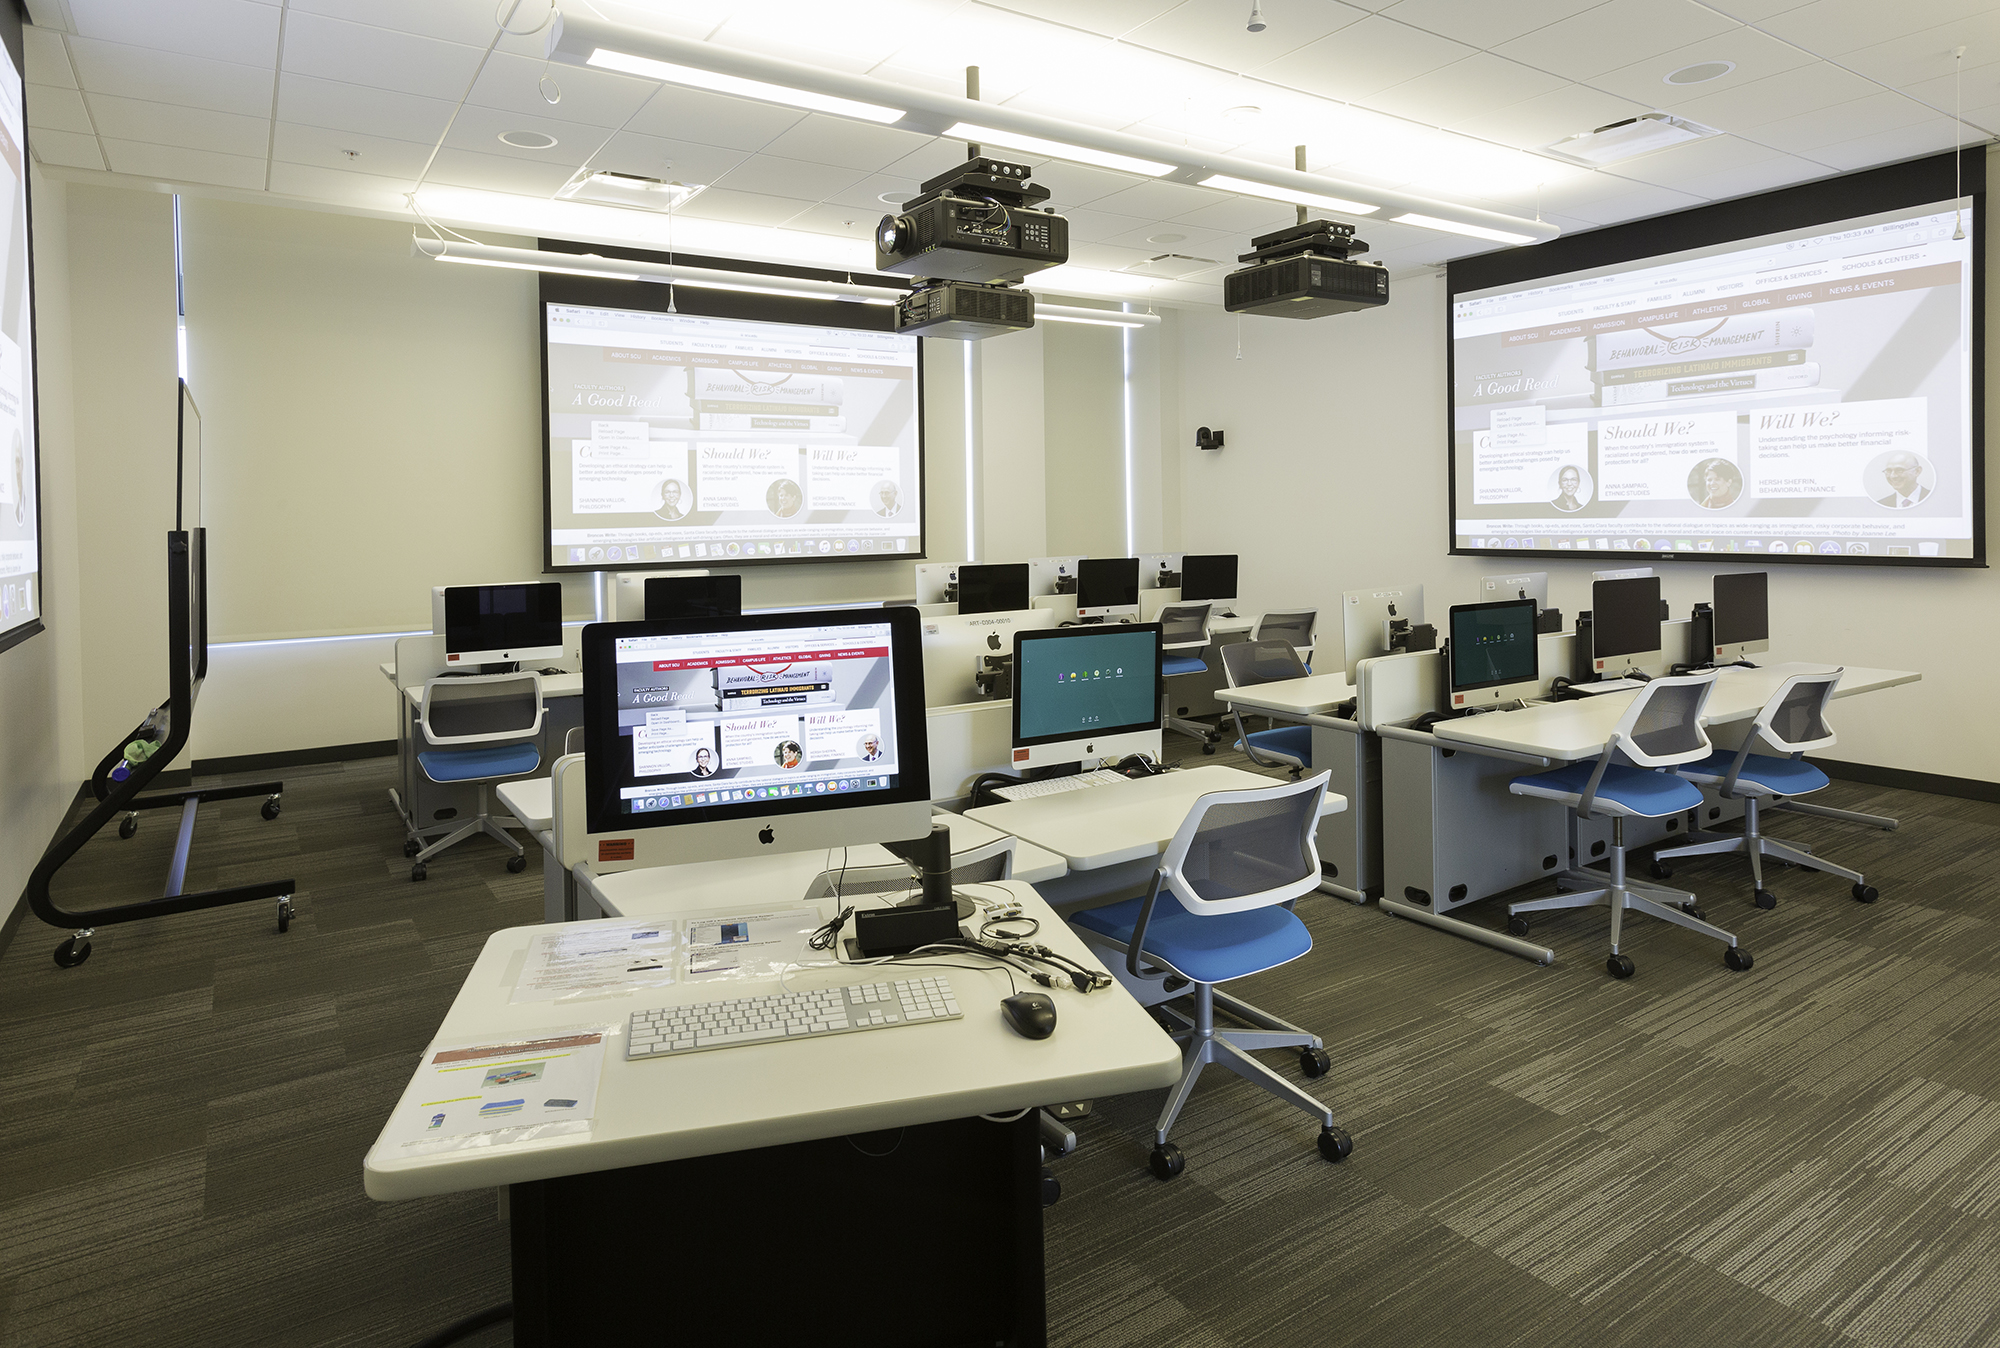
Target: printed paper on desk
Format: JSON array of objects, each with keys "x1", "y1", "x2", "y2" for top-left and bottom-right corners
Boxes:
[
  {"x1": 683, "y1": 907, "x2": 823, "y2": 982},
  {"x1": 382, "y1": 1028, "x2": 610, "y2": 1155},
  {"x1": 513, "y1": 917, "x2": 680, "y2": 1004}
]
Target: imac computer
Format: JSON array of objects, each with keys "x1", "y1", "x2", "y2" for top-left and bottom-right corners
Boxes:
[
  {"x1": 1481, "y1": 571, "x2": 1548, "y2": 612},
  {"x1": 914, "y1": 562, "x2": 962, "y2": 606},
  {"x1": 1179, "y1": 554, "x2": 1239, "y2": 615},
  {"x1": 919, "y1": 607, "x2": 1059, "y2": 705},
  {"x1": 1028, "y1": 555, "x2": 1088, "y2": 597},
  {"x1": 646, "y1": 573, "x2": 741, "y2": 622},
  {"x1": 1339, "y1": 584, "x2": 1424, "y2": 684},
  {"x1": 612, "y1": 569, "x2": 706, "y2": 621},
  {"x1": 955, "y1": 563, "x2": 1031, "y2": 617},
  {"x1": 1711, "y1": 571, "x2": 1770, "y2": 665},
  {"x1": 1010, "y1": 624, "x2": 1163, "y2": 771},
  {"x1": 1592, "y1": 566, "x2": 1655, "y2": 583},
  {"x1": 1075, "y1": 557, "x2": 1141, "y2": 622},
  {"x1": 1589, "y1": 575, "x2": 1663, "y2": 678},
  {"x1": 1446, "y1": 599, "x2": 1541, "y2": 711},
  {"x1": 433, "y1": 582, "x2": 565, "y2": 669},
  {"x1": 579, "y1": 608, "x2": 933, "y2": 860},
  {"x1": 1139, "y1": 553, "x2": 1183, "y2": 589}
]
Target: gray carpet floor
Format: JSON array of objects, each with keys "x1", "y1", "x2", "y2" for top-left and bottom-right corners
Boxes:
[{"x1": 2, "y1": 736, "x2": 1997, "y2": 1347}]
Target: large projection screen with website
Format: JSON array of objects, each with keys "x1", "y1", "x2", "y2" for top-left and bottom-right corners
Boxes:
[
  {"x1": 1448, "y1": 151, "x2": 1983, "y2": 567},
  {"x1": 541, "y1": 280, "x2": 923, "y2": 572},
  {"x1": 0, "y1": 5, "x2": 41, "y2": 655}
]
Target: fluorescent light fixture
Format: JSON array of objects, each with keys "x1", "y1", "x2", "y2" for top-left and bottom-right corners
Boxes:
[
  {"x1": 1544, "y1": 113, "x2": 1720, "y2": 166},
  {"x1": 435, "y1": 253, "x2": 643, "y2": 280},
  {"x1": 587, "y1": 48, "x2": 905, "y2": 123},
  {"x1": 1390, "y1": 213, "x2": 1537, "y2": 246},
  {"x1": 1197, "y1": 173, "x2": 1378, "y2": 216},
  {"x1": 1035, "y1": 303, "x2": 1160, "y2": 328},
  {"x1": 942, "y1": 122, "x2": 1174, "y2": 177},
  {"x1": 414, "y1": 236, "x2": 899, "y2": 303},
  {"x1": 667, "y1": 275, "x2": 897, "y2": 305},
  {"x1": 1036, "y1": 311, "x2": 1147, "y2": 328}
]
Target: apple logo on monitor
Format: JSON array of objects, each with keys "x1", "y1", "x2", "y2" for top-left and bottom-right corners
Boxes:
[{"x1": 759, "y1": 825, "x2": 775, "y2": 844}]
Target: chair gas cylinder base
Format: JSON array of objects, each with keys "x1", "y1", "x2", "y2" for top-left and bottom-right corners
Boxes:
[{"x1": 1502, "y1": 673, "x2": 1753, "y2": 980}]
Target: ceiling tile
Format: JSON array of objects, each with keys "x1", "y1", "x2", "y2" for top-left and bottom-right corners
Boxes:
[
  {"x1": 23, "y1": 28, "x2": 76, "y2": 89},
  {"x1": 1252, "y1": 15, "x2": 1478, "y2": 102},
  {"x1": 470, "y1": 52, "x2": 661, "y2": 130},
  {"x1": 280, "y1": 11, "x2": 484, "y2": 102},
  {"x1": 290, "y1": 0, "x2": 542, "y2": 49},
  {"x1": 1757, "y1": 0, "x2": 1994, "y2": 59},
  {"x1": 978, "y1": 0, "x2": 1176, "y2": 38},
  {"x1": 273, "y1": 120, "x2": 432, "y2": 178},
  {"x1": 102, "y1": 138, "x2": 267, "y2": 190},
  {"x1": 424, "y1": 144, "x2": 576, "y2": 196},
  {"x1": 67, "y1": 37, "x2": 274, "y2": 117},
  {"x1": 1163, "y1": 194, "x2": 1299, "y2": 233},
  {"x1": 1553, "y1": 180, "x2": 1706, "y2": 226},
  {"x1": 771, "y1": 202, "x2": 878, "y2": 239},
  {"x1": 589, "y1": 130, "x2": 753, "y2": 187},
  {"x1": 1363, "y1": 53, "x2": 1569, "y2": 126},
  {"x1": 1085, "y1": 180, "x2": 1231, "y2": 221},
  {"x1": 267, "y1": 159, "x2": 418, "y2": 210},
  {"x1": 821, "y1": 171, "x2": 930, "y2": 213},
  {"x1": 87, "y1": 94, "x2": 268, "y2": 157},
  {"x1": 1121, "y1": 0, "x2": 1370, "y2": 72},
  {"x1": 1743, "y1": 92, "x2": 1937, "y2": 157},
  {"x1": 881, "y1": 138, "x2": 1011, "y2": 188},
  {"x1": 670, "y1": 183, "x2": 828, "y2": 227},
  {"x1": 1809, "y1": 121, "x2": 1959, "y2": 173},
  {"x1": 1378, "y1": 0, "x2": 1605, "y2": 50},
  {"x1": 1095, "y1": 219, "x2": 1236, "y2": 253},
  {"x1": 28, "y1": 127, "x2": 106, "y2": 170},
  {"x1": 67, "y1": 0, "x2": 282, "y2": 68},
  {"x1": 1590, "y1": 27, "x2": 1817, "y2": 111},
  {"x1": 1024, "y1": 161, "x2": 1150, "y2": 211},
  {"x1": 1838, "y1": 16, "x2": 2000, "y2": 93},
  {"x1": 1493, "y1": 0, "x2": 1739, "y2": 83},
  {"x1": 709, "y1": 152, "x2": 865, "y2": 201},
  {"x1": 1696, "y1": 0, "x2": 1815, "y2": 20},
  {"x1": 1896, "y1": 67, "x2": 2000, "y2": 130},
  {"x1": 440, "y1": 101, "x2": 602, "y2": 168},
  {"x1": 1448, "y1": 82, "x2": 1653, "y2": 150},
  {"x1": 590, "y1": 0, "x2": 737, "y2": 41},
  {"x1": 277, "y1": 73, "x2": 455, "y2": 144},
  {"x1": 1672, "y1": 153, "x2": 1830, "y2": 202},
  {"x1": 26, "y1": 84, "x2": 93, "y2": 134},
  {"x1": 1668, "y1": 62, "x2": 1881, "y2": 133},
  {"x1": 758, "y1": 114, "x2": 937, "y2": 173},
  {"x1": 1058, "y1": 204, "x2": 1155, "y2": 244},
  {"x1": 622, "y1": 85, "x2": 805, "y2": 153},
  {"x1": 1613, "y1": 132, "x2": 1782, "y2": 190}
]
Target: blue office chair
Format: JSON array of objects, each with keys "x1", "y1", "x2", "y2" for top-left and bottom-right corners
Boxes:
[
  {"x1": 409, "y1": 671, "x2": 545, "y2": 882},
  {"x1": 1219, "y1": 639, "x2": 1312, "y2": 778},
  {"x1": 1070, "y1": 773, "x2": 1352, "y2": 1180},
  {"x1": 1503, "y1": 672, "x2": 1755, "y2": 979},
  {"x1": 1251, "y1": 609, "x2": 1317, "y2": 672},
  {"x1": 1653, "y1": 669, "x2": 1878, "y2": 909},
  {"x1": 1158, "y1": 601, "x2": 1221, "y2": 752}
]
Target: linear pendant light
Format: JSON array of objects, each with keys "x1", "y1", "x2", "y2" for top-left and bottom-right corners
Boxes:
[{"x1": 545, "y1": 14, "x2": 1558, "y2": 246}]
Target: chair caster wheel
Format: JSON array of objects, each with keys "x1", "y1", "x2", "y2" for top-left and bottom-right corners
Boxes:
[
  {"x1": 411, "y1": 863, "x2": 428, "y2": 882},
  {"x1": 1149, "y1": 1143, "x2": 1185, "y2": 1180},
  {"x1": 1682, "y1": 903, "x2": 1706, "y2": 920},
  {"x1": 53, "y1": 937, "x2": 92, "y2": 968},
  {"x1": 277, "y1": 897, "x2": 293, "y2": 933},
  {"x1": 1317, "y1": 1127, "x2": 1353, "y2": 1163},
  {"x1": 261, "y1": 797, "x2": 281, "y2": 821},
  {"x1": 506, "y1": 854, "x2": 527, "y2": 874},
  {"x1": 1852, "y1": 883, "x2": 1878, "y2": 904},
  {"x1": 1607, "y1": 953, "x2": 1636, "y2": 979},
  {"x1": 1040, "y1": 1166, "x2": 1061, "y2": 1208},
  {"x1": 1201, "y1": 743, "x2": 1216, "y2": 755},
  {"x1": 403, "y1": 838, "x2": 422, "y2": 858},
  {"x1": 1507, "y1": 915, "x2": 1531, "y2": 937},
  {"x1": 1754, "y1": 888, "x2": 1777, "y2": 910},
  {"x1": 1299, "y1": 1046, "x2": 1331, "y2": 1078},
  {"x1": 118, "y1": 814, "x2": 138, "y2": 840},
  {"x1": 1649, "y1": 859, "x2": 1674, "y2": 880},
  {"x1": 1725, "y1": 947, "x2": 1754, "y2": 971}
]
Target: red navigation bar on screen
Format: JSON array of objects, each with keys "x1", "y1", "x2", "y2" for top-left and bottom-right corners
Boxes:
[{"x1": 649, "y1": 646, "x2": 889, "y2": 672}]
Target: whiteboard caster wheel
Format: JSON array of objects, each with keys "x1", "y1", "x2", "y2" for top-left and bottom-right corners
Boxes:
[
  {"x1": 261, "y1": 796, "x2": 281, "y2": 821},
  {"x1": 54, "y1": 937, "x2": 92, "y2": 968}
]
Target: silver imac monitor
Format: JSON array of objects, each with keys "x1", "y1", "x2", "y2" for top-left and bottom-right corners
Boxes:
[
  {"x1": 1138, "y1": 553, "x2": 1183, "y2": 589},
  {"x1": 1711, "y1": 571, "x2": 1769, "y2": 664},
  {"x1": 1589, "y1": 575, "x2": 1663, "y2": 677},
  {"x1": 914, "y1": 562, "x2": 962, "y2": 606},
  {"x1": 919, "y1": 607, "x2": 1058, "y2": 705},
  {"x1": 1591, "y1": 566, "x2": 1655, "y2": 582},
  {"x1": 1028, "y1": 555, "x2": 1088, "y2": 596},
  {"x1": 580, "y1": 608, "x2": 933, "y2": 860},
  {"x1": 1075, "y1": 557, "x2": 1140, "y2": 622},
  {"x1": 1010, "y1": 624, "x2": 1163, "y2": 770},
  {"x1": 1480, "y1": 571, "x2": 1548, "y2": 612},
  {"x1": 1446, "y1": 599, "x2": 1541, "y2": 710},
  {"x1": 1340, "y1": 584, "x2": 1423, "y2": 684},
  {"x1": 432, "y1": 582, "x2": 565, "y2": 668}
]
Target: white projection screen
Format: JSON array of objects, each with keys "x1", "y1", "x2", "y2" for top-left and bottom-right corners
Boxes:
[
  {"x1": 0, "y1": 6, "x2": 40, "y2": 654},
  {"x1": 540, "y1": 270, "x2": 923, "y2": 573},
  {"x1": 1448, "y1": 151, "x2": 1983, "y2": 567}
]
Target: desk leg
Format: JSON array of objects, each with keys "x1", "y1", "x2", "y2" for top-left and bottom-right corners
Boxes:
[
  {"x1": 510, "y1": 1114, "x2": 1045, "y2": 1347},
  {"x1": 1378, "y1": 895, "x2": 1556, "y2": 965}
]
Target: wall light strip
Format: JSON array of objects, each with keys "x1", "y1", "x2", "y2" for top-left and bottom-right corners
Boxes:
[
  {"x1": 1036, "y1": 304, "x2": 1160, "y2": 328},
  {"x1": 1198, "y1": 174, "x2": 1377, "y2": 216},
  {"x1": 964, "y1": 341, "x2": 978, "y2": 563},
  {"x1": 586, "y1": 48, "x2": 906, "y2": 124},
  {"x1": 434, "y1": 253, "x2": 644, "y2": 281},
  {"x1": 942, "y1": 122, "x2": 1175, "y2": 177},
  {"x1": 412, "y1": 237, "x2": 900, "y2": 304},
  {"x1": 1389, "y1": 213, "x2": 1537, "y2": 246}
]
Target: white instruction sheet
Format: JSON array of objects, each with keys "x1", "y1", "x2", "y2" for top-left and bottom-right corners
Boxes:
[
  {"x1": 513, "y1": 918, "x2": 680, "y2": 1005},
  {"x1": 381, "y1": 1028, "x2": 610, "y2": 1155},
  {"x1": 683, "y1": 907, "x2": 823, "y2": 982}
]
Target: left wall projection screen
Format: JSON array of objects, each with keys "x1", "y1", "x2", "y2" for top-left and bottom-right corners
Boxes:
[{"x1": 0, "y1": 9, "x2": 38, "y2": 654}]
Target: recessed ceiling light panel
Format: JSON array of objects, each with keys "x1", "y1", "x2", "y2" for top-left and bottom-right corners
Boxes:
[
  {"x1": 1544, "y1": 112, "x2": 1722, "y2": 166},
  {"x1": 499, "y1": 130, "x2": 559, "y2": 149},
  {"x1": 556, "y1": 169, "x2": 707, "y2": 212},
  {"x1": 1665, "y1": 61, "x2": 1735, "y2": 85}
]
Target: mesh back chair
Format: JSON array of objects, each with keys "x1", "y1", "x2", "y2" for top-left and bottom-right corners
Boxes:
[
  {"x1": 1654, "y1": 670, "x2": 1879, "y2": 908},
  {"x1": 1504, "y1": 672, "x2": 1755, "y2": 979},
  {"x1": 1219, "y1": 639, "x2": 1312, "y2": 778},
  {"x1": 1070, "y1": 774, "x2": 1353, "y2": 1180},
  {"x1": 1252, "y1": 609, "x2": 1317, "y2": 670},
  {"x1": 410, "y1": 672, "x2": 544, "y2": 881},
  {"x1": 1158, "y1": 601, "x2": 1222, "y2": 751}
]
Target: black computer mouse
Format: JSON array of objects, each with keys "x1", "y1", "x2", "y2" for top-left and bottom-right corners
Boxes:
[{"x1": 1000, "y1": 992, "x2": 1058, "y2": 1040}]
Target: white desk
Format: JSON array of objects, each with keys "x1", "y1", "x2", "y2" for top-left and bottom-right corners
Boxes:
[
  {"x1": 387, "y1": 669, "x2": 584, "y2": 707},
  {"x1": 1215, "y1": 671, "x2": 1355, "y2": 718}
]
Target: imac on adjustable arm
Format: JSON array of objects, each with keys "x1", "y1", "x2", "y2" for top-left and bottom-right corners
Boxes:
[
  {"x1": 1480, "y1": 571, "x2": 1561, "y2": 633},
  {"x1": 913, "y1": 562, "x2": 961, "y2": 606},
  {"x1": 580, "y1": 608, "x2": 933, "y2": 864},
  {"x1": 1588, "y1": 575, "x2": 1663, "y2": 678},
  {"x1": 1010, "y1": 625, "x2": 1163, "y2": 773},
  {"x1": 1075, "y1": 557, "x2": 1140, "y2": 622},
  {"x1": 1028, "y1": 555, "x2": 1088, "y2": 596},
  {"x1": 1710, "y1": 571, "x2": 1769, "y2": 665},
  {"x1": 1177, "y1": 554, "x2": 1239, "y2": 615},
  {"x1": 433, "y1": 582, "x2": 565, "y2": 670},
  {"x1": 955, "y1": 562, "x2": 1031, "y2": 616},
  {"x1": 1339, "y1": 584, "x2": 1428, "y2": 683},
  {"x1": 1446, "y1": 599, "x2": 1541, "y2": 712},
  {"x1": 1139, "y1": 553, "x2": 1183, "y2": 589}
]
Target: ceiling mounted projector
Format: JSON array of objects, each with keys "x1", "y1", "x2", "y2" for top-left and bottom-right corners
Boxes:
[
  {"x1": 895, "y1": 280, "x2": 1036, "y2": 340},
  {"x1": 1224, "y1": 218, "x2": 1388, "y2": 319},
  {"x1": 876, "y1": 157, "x2": 1069, "y2": 284}
]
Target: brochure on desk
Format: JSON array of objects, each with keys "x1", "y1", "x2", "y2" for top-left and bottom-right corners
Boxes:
[{"x1": 381, "y1": 1028, "x2": 611, "y2": 1156}]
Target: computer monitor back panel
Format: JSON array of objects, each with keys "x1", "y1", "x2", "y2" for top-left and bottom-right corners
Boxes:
[
  {"x1": 610, "y1": 570, "x2": 712, "y2": 622},
  {"x1": 1028, "y1": 556, "x2": 1088, "y2": 597},
  {"x1": 919, "y1": 607, "x2": 1059, "y2": 706},
  {"x1": 955, "y1": 563, "x2": 1031, "y2": 616},
  {"x1": 1591, "y1": 566, "x2": 1655, "y2": 582},
  {"x1": 1711, "y1": 571, "x2": 1770, "y2": 664},
  {"x1": 1179, "y1": 554, "x2": 1240, "y2": 607},
  {"x1": 1589, "y1": 575, "x2": 1664, "y2": 677},
  {"x1": 437, "y1": 582, "x2": 566, "y2": 665},
  {"x1": 1076, "y1": 557, "x2": 1141, "y2": 621},
  {"x1": 579, "y1": 608, "x2": 933, "y2": 859},
  {"x1": 644, "y1": 573, "x2": 741, "y2": 623},
  {"x1": 1446, "y1": 598, "x2": 1540, "y2": 709},
  {"x1": 1011, "y1": 624, "x2": 1163, "y2": 769},
  {"x1": 913, "y1": 563, "x2": 962, "y2": 606},
  {"x1": 1340, "y1": 584, "x2": 1424, "y2": 684},
  {"x1": 1138, "y1": 553, "x2": 1183, "y2": 589},
  {"x1": 1480, "y1": 571, "x2": 1549, "y2": 612}
]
